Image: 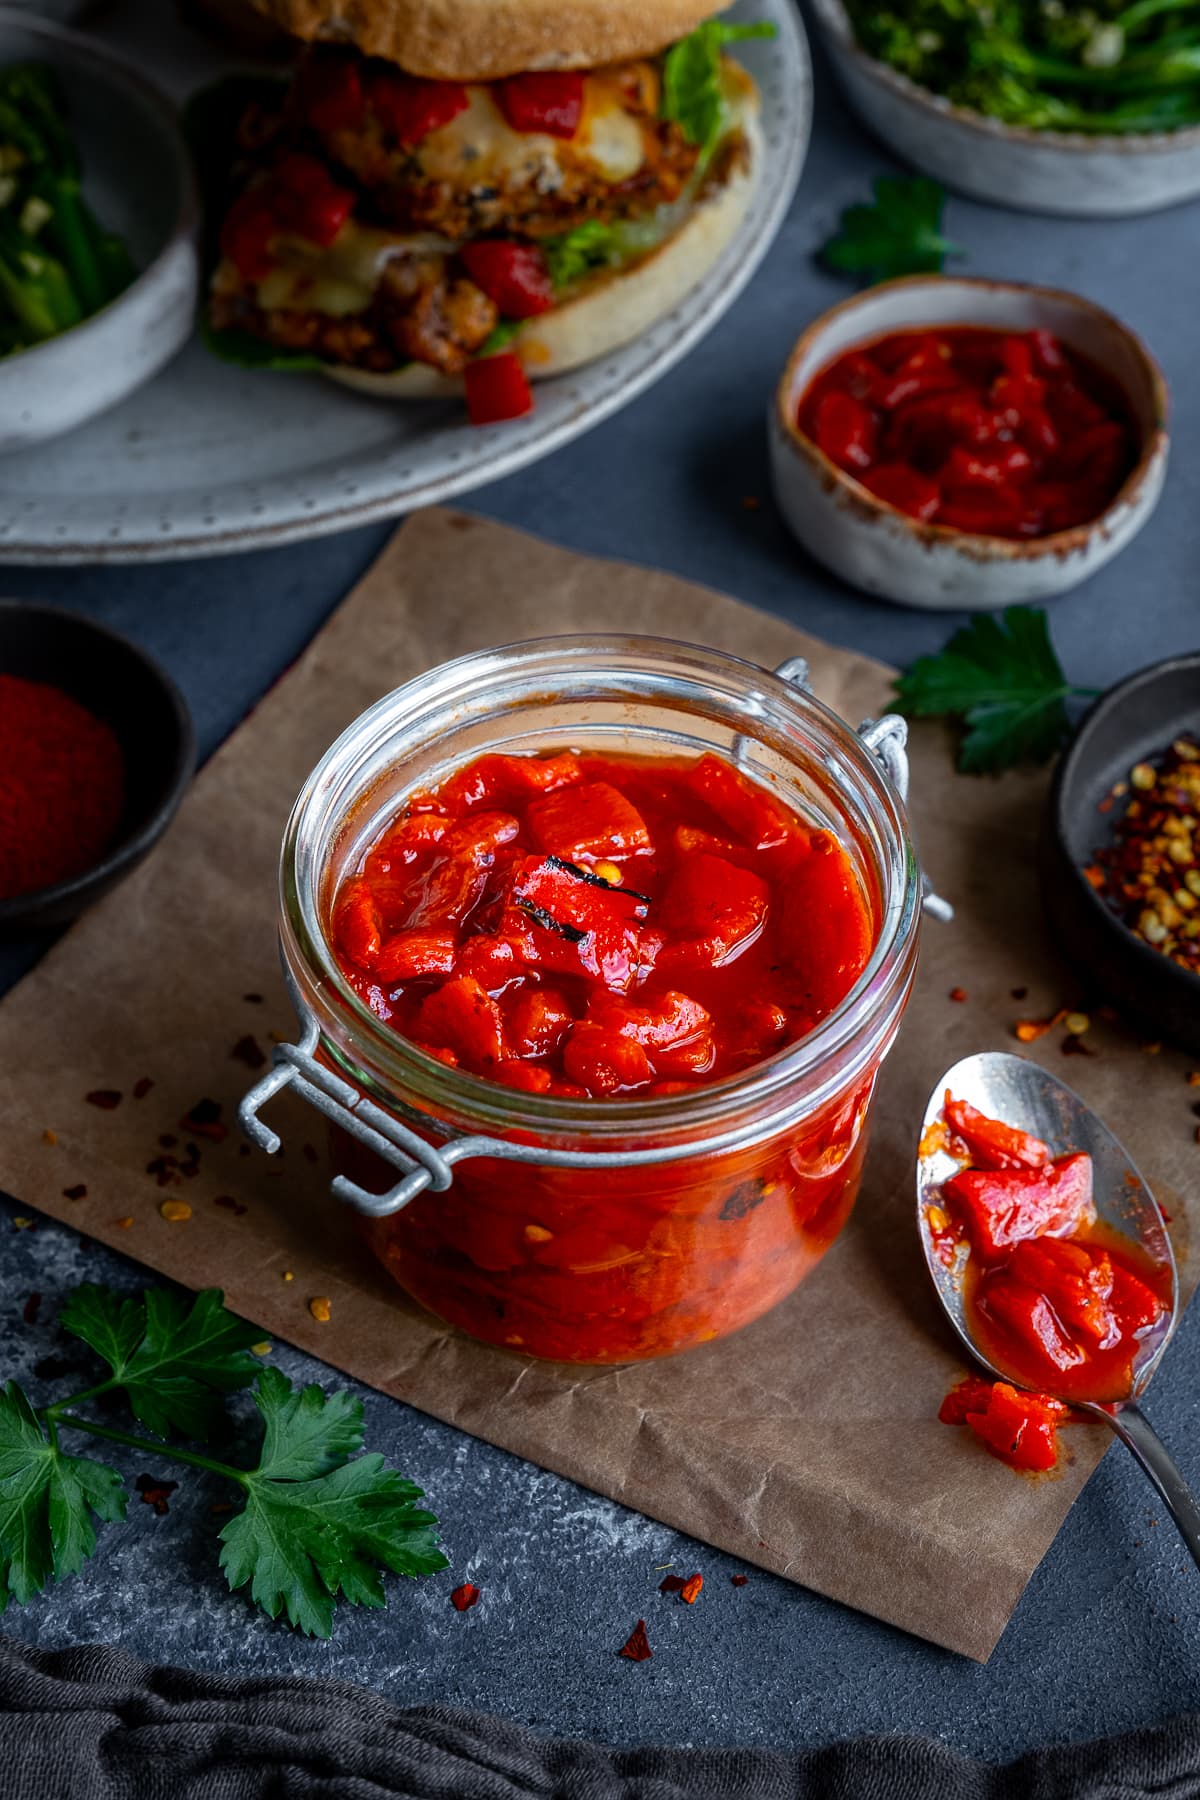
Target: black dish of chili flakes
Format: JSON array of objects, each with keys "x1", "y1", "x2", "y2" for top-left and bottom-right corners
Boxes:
[{"x1": 1040, "y1": 654, "x2": 1200, "y2": 1058}]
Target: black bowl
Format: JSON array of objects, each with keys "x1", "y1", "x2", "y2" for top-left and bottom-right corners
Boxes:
[
  {"x1": 1040, "y1": 653, "x2": 1200, "y2": 1055},
  {"x1": 0, "y1": 602, "x2": 195, "y2": 932}
]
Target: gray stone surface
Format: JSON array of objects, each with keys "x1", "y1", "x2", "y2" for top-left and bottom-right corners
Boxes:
[{"x1": 2, "y1": 41, "x2": 1200, "y2": 1759}]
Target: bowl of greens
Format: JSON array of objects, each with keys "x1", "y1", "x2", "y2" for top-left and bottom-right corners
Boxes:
[
  {"x1": 810, "y1": 0, "x2": 1200, "y2": 216},
  {"x1": 0, "y1": 13, "x2": 198, "y2": 450}
]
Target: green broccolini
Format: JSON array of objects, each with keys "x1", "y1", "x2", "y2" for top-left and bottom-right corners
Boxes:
[
  {"x1": 843, "y1": 0, "x2": 1200, "y2": 131},
  {"x1": 0, "y1": 62, "x2": 137, "y2": 357}
]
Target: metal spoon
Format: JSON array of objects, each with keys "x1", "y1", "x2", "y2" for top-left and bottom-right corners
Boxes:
[{"x1": 918, "y1": 1050, "x2": 1200, "y2": 1567}]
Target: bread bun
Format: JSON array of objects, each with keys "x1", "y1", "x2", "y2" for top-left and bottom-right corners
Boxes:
[
  {"x1": 243, "y1": 0, "x2": 735, "y2": 79},
  {"x1": 330, "y1": 73, "x2": 759, "y2": 401}
]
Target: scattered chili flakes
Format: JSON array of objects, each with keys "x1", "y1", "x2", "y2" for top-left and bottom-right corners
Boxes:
[
  {"x1": 1014, "y1": 1009, "x2": 1066, "y2": 1043},
  {"x1": 231, "y1": 1034, "x2": 266, "y2": 1071},
  {"x1": 282, "y1": 1270, "x2": 294, "y2": 1282},
  {"x1": 243, "y1": 992, "x2": 264, "y2": 1004},
  {"x1": 619, "y1": 1619, "x2": 653, "y2": 1662},
  {"x1": 22, "y1": 1292, "x2": 41, "y2": 1326},
  {"x1": 85, "y1": 1089, "x2": 122, "y2": 1111},
  {"x1": 159, "y1": 1199, "x2": 192, "y2": 1223},
  {"x1": 213, "y1": 1195, "x2": 248, "y2": 1217},
  {"x1": 450, "y1": 1582, "x2": 480, "y2": 1612},
  {"x1": 41, "y1": 1128, "x2": 56, "y2": 1146},
  {"x1": 1085, "y1": 736, "x2": 1200, "y2": 976},
  {"x1": 12, "y1": 1217, "x2": 35, "y2": 1231},
  {"x1": 179, "y1": 1098, "x2": 227, "y2": 1142},
  {"x1": 1062, "y1": 1035, "x2": 1096, "y2": 1057},
  {"x1": 1010, "y1": 986, "x2": 1028, "y2": 1001},
  {"x1": 62, "y1": 1184, "x2": 87, "y2": 1202},
  {"x1": 948, "y1": 986, "x2": 968, "y2": 1003},
  {"x1": 132, "y1": 1077, "x2": 154, "y2": 1100},
  {"x1": 135, "y1": 1473, "x2": 178, "y2": 1516},
  {"x1": 309, "y1": 1296, "x2": 332, "y2": 1323},
  {"x1": 731, "y1": 1574, "x2": 749, "y2": 1587},
  {"x1": 114, "y1": 1217, "x2": 133, "y2": 1230},
  {"x1": 680, "y1": 1574, "x2": 704, "y2": 1604},
  {"x1": 659, "y1": 1574, "x2": 686, "y2": 1594}
]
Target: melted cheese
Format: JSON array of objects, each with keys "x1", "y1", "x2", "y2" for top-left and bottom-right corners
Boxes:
[
  {"x1": 254, "y1": 223, "x2": 452, "y2": 317},
  {"x1": 416, "y1": 80, "x2": 646, "y2": 189}
]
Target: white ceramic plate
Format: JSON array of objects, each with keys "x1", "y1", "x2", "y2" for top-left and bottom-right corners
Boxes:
[{"x1": 0, "y1": 0, "x2": 811, "y2": 562}]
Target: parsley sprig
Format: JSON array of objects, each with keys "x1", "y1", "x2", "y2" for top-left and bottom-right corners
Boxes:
[
  {"x1": 0, "y1": 1284, "x2": 447, "y2": 1636},
  {"x1": 893, "y1": 606, "x2": 1098, "y2": 773},
  {"x1": 820, "y1": 176, "x2": 963, "y2": 285}
]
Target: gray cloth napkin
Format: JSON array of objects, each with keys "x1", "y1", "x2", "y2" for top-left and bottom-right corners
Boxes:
[{"x1": 2, "y1": 1633, "x2": 1198, "y2": 1798}]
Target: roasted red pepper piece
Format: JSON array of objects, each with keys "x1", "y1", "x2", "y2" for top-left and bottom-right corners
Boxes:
[
  {"x1": 562, "y1": 1023, "x2": 652, "y2": 1093},
  {"x1": 686, "y1": 754, "x2": 802, "y2": 853},
  {"x1": 369, "y1": 71, "x2": 469, "y2": 144},
  {"x1": 979, "y1": 1275, "x2": 1087, "y2": 1377},
  {"x1": 507, "y1": 986, "x2": 574, "y2": 1057},
  {"x1": 335, "y1": 880, "x2": 382, "y2": 970},
  {"x1": 220, "y1": 189, "x2": 278, "y2": 282},
  {"x1": 416, "y1": 974, "x2": 506, "y2": 1066},
  {"x1": 938, "y1": 1374, "x2": 1003, "y2": 1426},
  {"x1": 942, "y1": 1094, "x2": 1050, "y2": 1171},
  {"x1": 965, "y1": 1381, "x2": 1061, "y2": 1473},
  {"x1": 271, "y1": 153, "x2": 354, "y2": 246},
  {"x1": 464, "y1": 353, "x2": 534, "y2": 426},
  {"x1": 588, "y1": 990, "x2": 715, "y2": 1078},
  {"x1": 505, "y1": 855, "x2": 646, "y2": 990},
  {"x1": 861, "y1": 463, "x2": 941, "y2": 521},
  {"x1": 374, "y1": 930, "x2": 458, "y2": 984},
  {"x1": 527, "y1": 781, "x2": 652, "y2": 860},
  {"x1": 496, "y1": 71, "x2": 585, "y2": 138},
  {"x1": 460, "y1": 242, "x2": 555, "y2": 318},
  {"x1": 944, "y1": 1152, "x2": 1094, "y2": 1258},
  {"x1": 439, "y1": 752, "x2": 581, "y2": 811},
  {"x1": 1007, "y1": 1237, "x2": 1117, "y2": 1347},
  {"x1": 658, "y1": 853, "x2": 768, "y2": 972},
  {"x1": 813, "y1": 390, "x2": 877, "y2": 473}
]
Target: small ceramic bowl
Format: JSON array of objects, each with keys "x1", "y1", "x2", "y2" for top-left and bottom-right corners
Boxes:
[
  {"x1": 809, "y1": 0, "x2": 1200, "y2": 218},
  {"x1": 0, "y1": 13, "x2": 199, "y2": 452},
  {"x1": 0, "y1": 603, "x2": 195, "y2": 932},
  {"x1": 1040, "y1": 654, "x2": 1200, "y2": 1055},
  {"x1": 769, "y1": 275, "x2": 1169, "y2": 611}
]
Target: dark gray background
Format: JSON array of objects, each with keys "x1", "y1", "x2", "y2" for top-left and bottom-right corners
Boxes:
[{"x1": 2, "y1": 28, "x2": 1199, "y2": 1762}]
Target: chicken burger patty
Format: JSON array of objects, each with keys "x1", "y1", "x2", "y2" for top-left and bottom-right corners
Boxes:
[{"x1": 292, "y1": 51, "x2": 702, "y2": 239}]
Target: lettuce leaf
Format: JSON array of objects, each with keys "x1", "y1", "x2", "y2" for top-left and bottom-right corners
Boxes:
[
  {"x1": 200, "y1": 314, "x2": 328, "y2": 373},
  {"x1": 541, "y1": 221, "x2": 621, "y2": 292},
  {"x1": 661, "y1": 20, "x2": 775, "y2": 154}
]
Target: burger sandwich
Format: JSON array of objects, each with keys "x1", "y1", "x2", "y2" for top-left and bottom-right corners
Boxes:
[{"x1": 205, "y1": 0, "x2": 772, "y2": 421}]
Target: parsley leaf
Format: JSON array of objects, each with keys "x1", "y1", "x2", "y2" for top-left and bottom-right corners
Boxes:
[
  {"x1": 893, "y1": 606, "x2": 1094, "y2": 773},
  {"x1": 61, "y1": 1284, "x2": 262, "y2": 1439},
  {"x1": 820, "y1": 176, "x2": 963, "y2": 285},
  {"x1": 662, "y1": 20, "x2": 776, "y2": 153},
  {"x1": 219, "y1": 1367, "x2": 448, "y2": 1637},
  {"x1": 0, "y1": 1381, "x2": 125, "y2": 1609}
]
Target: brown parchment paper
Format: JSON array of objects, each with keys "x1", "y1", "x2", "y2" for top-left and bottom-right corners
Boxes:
[{"x1": 0, "y1": 510, "x2": 1194, "y2": 1663}]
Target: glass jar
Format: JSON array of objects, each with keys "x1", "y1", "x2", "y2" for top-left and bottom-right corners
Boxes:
[{"x1": 252, "y1": 636, "x2": 922, "y2": 1364}]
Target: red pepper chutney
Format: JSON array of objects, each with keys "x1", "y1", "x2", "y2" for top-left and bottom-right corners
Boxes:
[
  {"x1": 799, "y1": 327, "x2": 1135, "y2": 540},
  {"x1": 329, "y1": 747, "x2": 880, "y2": 1361}
]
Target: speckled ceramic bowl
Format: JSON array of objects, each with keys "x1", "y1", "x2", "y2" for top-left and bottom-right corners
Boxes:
[
  {"x1": 810, "y1": 0, "x2": 1200, "y2": 218},
  {"x1": 0, "y1": 13, "x2": 199, "y2": 452},
  {"x1": 769, "y1": 275, "x2": 1169, "y2": 612}
]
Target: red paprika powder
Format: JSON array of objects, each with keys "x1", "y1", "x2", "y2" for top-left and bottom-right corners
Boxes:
[{"x1": 0, "y1": 674, "x2": 125, "y2": 901}]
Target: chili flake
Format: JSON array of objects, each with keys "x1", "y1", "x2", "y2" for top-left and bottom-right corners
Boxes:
[
  {"x1": 180, "y1": 1098, "x2": 227, "y2": 1142},
  {"x1": 159, "y1": 1199, "x2": 192, "y2": 1223},
  {"x1": 213, "y1": 1195, "x2": 248, "y2": 1217},
  {"x1": 949, "y1": 987, "x2": 968, "y2": 1003},
  {"x1": 62, "y1": 1184, "x2": 87, "y2": 1202},
  {"x1": 1014, "y1": 1010, "x2": 1066, "y2": 1043},
  {"x1": 619, "y1": 1619, "x2": 653, "y2": 1662},
  {"x1": 22, "y1": 1292, "x2": 41, "y2": 1326},
  {"x1": 85, "y1": 1089, "x2": 122, "y2": 1111},
  {"x1": 114, "y1": 1217, "x2": 133, "y2": 1229},
  {"x1": 680, "y1": 1573, "x2": 704, "y2": 1604},
  {"x1": 731, "y1": 1574, "x2": 749, "y2": 1587},
  {"x1": 450, "y1": 1582, "x2": 480, "y2": 1612},
  {"x1": 135, "y1": 1473, "x2": 178, "y2": 1516},
  {"x1": 12, "y1": 1217, "x2": 34, "y2": 1231},
  {"x1": 41, "y1": 1129, "x2": 56, "y2": 1146},
  {"x1": 231, "y1": 1034, "x2": 266, "y2": 1071},
  {"x1": 659, "y1": 1574, "x2": 686, "y2": 1594},
  {"x1": 309, "y1": 1296, "x2": 332, "y2": 1322},
  {"x1": 132, "y1": 1077, "x2": 154, "y2": 1100},
  {"x1": 243, "y1": 992, "x2": 264, "y2": 1004}
]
